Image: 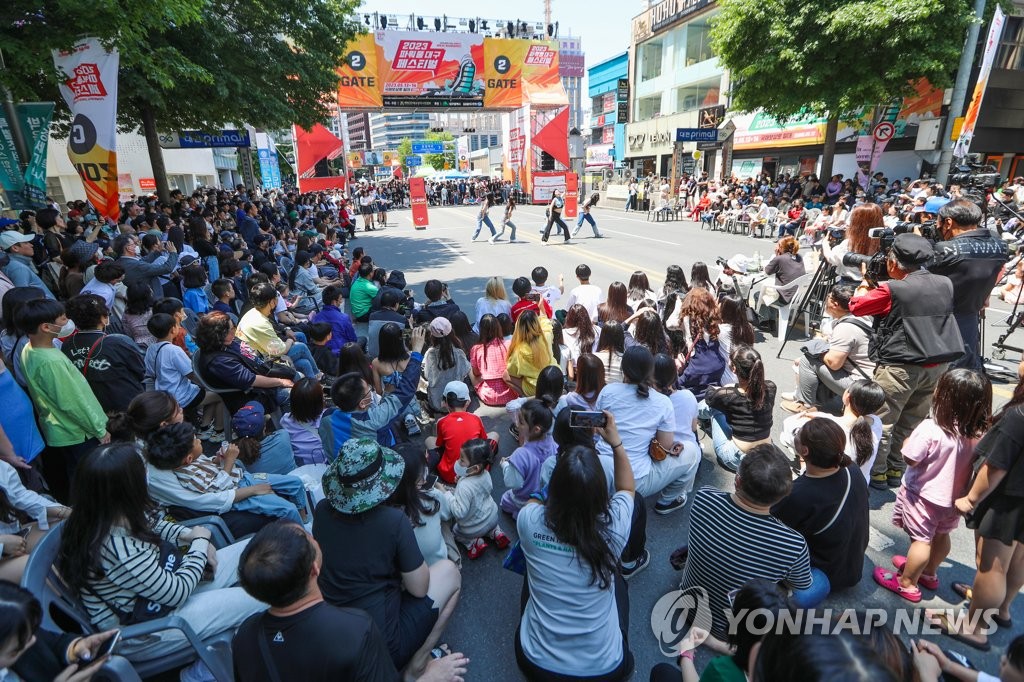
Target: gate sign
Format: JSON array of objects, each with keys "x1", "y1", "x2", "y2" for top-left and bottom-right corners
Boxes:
[
  {"x1": 675, "y1": 128, "x2": 717, "y2": 142},
  {"x1": 872, "y1": 122, "x2": 895, "y2": 142},
  {"x1": 411, "y1": 141, "x2": 445, "y2": 154},
  {"x1": 405, "y1": 155, "x2": 422, "y2": 166}
]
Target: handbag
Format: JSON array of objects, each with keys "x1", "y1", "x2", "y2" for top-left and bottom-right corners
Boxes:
[
  {"x1": 502, "y1": 540, "x2": 527, "y2": 575},
  {"x1": 649, "y1": 438, "x2": 673, "y2": 462},
  {"x1": 263, "y1": 356, "x2": 298, "y2": 381},
  {"x1": 678, "y1": 337, "x2": 726, "y2": 401}
]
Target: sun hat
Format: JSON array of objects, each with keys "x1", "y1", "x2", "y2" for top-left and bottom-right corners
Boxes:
[
  {"x1": 429, "y1": 316, "x2": 452, "y2": 338},
  {"x1": 321, "y1": 438, "x2": 405, "y2": 514},
  {"x1": 726, "y1": 255, "x2": 750, "y2": 273},
  {"x1": 67, "y1": 239, "x2": 99, "y2": 263}
]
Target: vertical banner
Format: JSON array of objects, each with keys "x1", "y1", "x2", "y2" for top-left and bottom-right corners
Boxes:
[
  {"x1": 255, "y1": 132, "x2": 281, "y2": 190},
  {"x1": 409, "y1": 176, "x2": 429, "y2": 229},
  {"x1": 118, "y1": 173, "x2": 134, "y2": 202},
  {"x1": 564, "y1": 173, "x2": 578, "y2": 219},
  {"x1": 53, "y1": 38, "x2": 120, "y2": 220},
  {"x1": 954, "y1": 6, "x2": 1005, "y2": 158},
  {"x1": 0, "y1": 111, "x2": 27, "y2": 206},
  {"x1": 456, "y1": 137, "x2": 469, "y2": 171}
]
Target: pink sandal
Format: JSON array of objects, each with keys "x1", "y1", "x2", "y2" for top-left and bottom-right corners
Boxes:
[
  {"x1": 873, "y1": 566, "x2": 922, "y2": 603},
  {"x1": 892, "y1": 555, "x2": 940, "y2": 591}
]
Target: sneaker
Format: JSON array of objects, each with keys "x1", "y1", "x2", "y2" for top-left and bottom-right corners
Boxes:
[
  {"x1": 404, "y1": 414, "x2": 421, "y2": 436},
  {"x1": 621, "y1": 549, "x2": 650, "y2": 580},
  {"x1": 654, "y1": 494, "x2": 688, "y2": 515},
  {"x1": 870, "y1": 473, "x2": 890, "y2": 490},
  {"x1": 197, "y1": 425, "x2": 216, "y2": 441},
  {"x1": 780, "y1": 399, "x2": 813, "y2": 414},
  {"x1": 491, "y1": 529, "x2": 511, "y2": 549},
  {"x1": 887, "y1": 469, "x2": 903, "y2": 487},
  {"x1": 466, "y1": 538, "x2": 488, "y2": 560}
]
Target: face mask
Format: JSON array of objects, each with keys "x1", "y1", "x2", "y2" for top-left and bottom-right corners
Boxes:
[
  {"x1": 454, "y1": 462, "x2": 469, "y2": 478},
  {"x1": 48, "y1": 320, "x2": 76, "y2": 337}
]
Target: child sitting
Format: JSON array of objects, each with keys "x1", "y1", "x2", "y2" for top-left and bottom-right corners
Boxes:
[
  {"x1": 915, "y1": 634, "x2": 1024, "y2": 682},
  {"x1": 211, "y1": 278, "x2": 236, "y2": 315},
  {"x1": 499, "y1": 399, "x2": 557, "y2": 518},
  {"x1": 231, "y1": 400, "x2": 295, "y2": 476},
  {"x1": 282, "y1": 378, "x2": 329, "y2": 466},
  {"x1": 180, "y1": 258, "x2": 209, "y2": 315},
  {"x1": 145, "y1": 419, "x2": 306, "y2": 524},
  {"x1": 425, "y1": 381, "x2": 498, "y2": 485},
  {"x1": 306, "y1": 322, "x2": 339, "y2": 377},
  {"x1": 442, "y1": 438, "x2": 509, "y2": 559}
]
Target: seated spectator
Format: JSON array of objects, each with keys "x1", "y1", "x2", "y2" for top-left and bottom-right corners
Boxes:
[
  {"x1": 474, "y1": 277, "x2": 512, "y2": 331},
  {"x1": 348, "y1": 261, "x2": 379, "y2": 323},
  {"x1": 596, "y1": 321, "x2": 626, "y2": 384},
  {"x1": 312, "y1": 439, "x2": 462, "y2": 676},
  {"x1": 388, "y1": 444, "x2": 452, "y2": 566},
  {"x1": 782, "y1": 283, "x2": 873, "y2": 413},
  {"x1": 504, "y1": 310, "x2": 556, "y2": 398},
  {"x1": 422, "y1": 318, "x2": 471, "y2": 413},
  {"x1": 61, "y1": 294, "x2": 145, "y2": 413},
  {"x1": 677, "y1": 445, "x2": 812, "y2": 640},
  {"x1": 754, "y1": 236, "x2": 806, "y2": 324},
  {"x1": 510, "y1": 277, "x2": 551, "y2": 323},
  {"x1": 146, "y1": 421, "x2": 304, "y2": 524},
  {"x1": 499, "y1": 399, "x2": 557, "y2": 518},
  {"x1": 57, "y1": 443, "x2": 263, "y2": 663},
  {"x1": 80, "y1": 260, "x2": 126, "y2": 318},
  {"x1": 449, "y1": 311, "x2": 478, "y2": 357},
  {"x1": 305, "y1": 322, "x2": 338, "y2": 377},
  {"x1": 288, "y1": 250, "x2": 323, "y2": 314},
  {"x1": 16, "y1": 299, "x2": 109, "y2": 502},
  {"x1": 753, "y1": 629, "x2": 899, "y2": 681},
  {"x1": 555, "y1": 353, "x2": 605, "y2": 416},
  {"x1": 211, "y1": 277, "x2": 236, "y2": 316},
  {"x1": 562, "y1": 304, "x2": 598, "y2": 380},
  {"x1": 771, "y1": 418, "x2": 870, "y2": 604},
  {"x1": 194, "y1": 312, "x2": 294, "y2": 413},
  {"x1": 373, "y1": 322, "x2": 425, "y2": 435},
  {"x1": 413, "y1": 279, "x2": 462, "y2": 325},
  {"x1": 516, "y1": 416, "x2": 635, "y2": 680},
  {"x1": 469, "y1": 314, "x2": 515, "y2": 406},
  {"x1": 596, "y1": 347, "x2": 696, "y2": 516},
  {"x1": 425, "y1": 381, "x2": 497, "y2": 485},
  {"x1": 0, "y1": 458, "x2": 68, "y2": 582},
  {"x1": 326, "y1": 327, "x2": 426, "y2": 451},
  {"x1": 597, "y1": 282, "x2": 632, "y2": 325},
  {"x1": 123, "y1": 281, "x2": 157, "y2": 347},
  {"x1": 367, "y1": 289, "x2": 409, "y2": 359},
  {"x1": 309, "y1": 284, "x2": 357, "y2": 354},
  {"x1": 233, "y1": 522, "x2": 469, "y2": 682},
  {"x1": 565, "y1": 264, "x2": 604, "y2": 322},
  {"x1": 144, "y1": 312, "x2": 220, "y2": 435},
  {"x1": 231, "y1": 400, "x2": 295, "y2": 476},
  {"x1": 237, "y1": 282, "x2": 321, "y2": 380},
  {"x1": 442, "y1": 438, "x2": 509, "y2": 560},
  {"x1": 281, "y1": 378, "x2": 329, "y2": 466}
]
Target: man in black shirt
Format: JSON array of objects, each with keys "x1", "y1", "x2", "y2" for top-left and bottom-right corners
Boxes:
[
  {"x1": 928, "y1": 198, "x2": 1008, "y2": 370},
  {"x1": 234, "y1": 521, "x2": 468, "y2": 682}
]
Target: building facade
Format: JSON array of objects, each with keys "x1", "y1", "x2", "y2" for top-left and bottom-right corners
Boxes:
[
  {"x1": 587, "y1": 52, "x2": 628, "y2": 172},
  {"x1": 430, "y1": 112, "x2": 502, "y2": 152},
  {"x1": 559, "y1": 37, "x2": 586, "y2": 131},
  {"x1": 970, "y1": 8, "x2": 1024, "y2": 179},
  {"x1": 346, "y1": 112, "x2": 372, "y2": 151}
]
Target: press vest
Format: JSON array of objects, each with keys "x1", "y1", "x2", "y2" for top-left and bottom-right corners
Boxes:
[{"x1": 870, "y1": 270, "x2": 964, "y2": 365}]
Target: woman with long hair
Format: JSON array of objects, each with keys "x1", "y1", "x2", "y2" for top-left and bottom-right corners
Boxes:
[
  {"x1": 372, "y1": 322, "x2": 424, "y2": 434},
  {"x1": 515, "y1": 415, "x2": 636, "y2": 680},
  {"x1": 422, "y1": 317, "x2": 471, "y2": 412},
  {"x1": 822, "y1": 203, "x2": 884, "y2": 281},
  {"x1": 556, "y1": 353, "x2": 606, "y2": 415},
  {"x1": 669, "y1": 287, "x2": 721, "y2": 357},
  {"x1": 287, "y1": 250, "x2": 321, "y2": 313},
  {"x1": 474, "y1": 276, "x2": 512, "y2": 331},
  {"x1": 718, "y1": 294, "x2": 755, "y2": 385},
  {"x1": 572, "y1": 192, "x2": 603, "y2": 239},
  {"x1": 562, "y1": 304, "x2": 598, "y2": 380},
  {"x1": 626, "y1": 271, "x2": 657, "y2": 312},
  {"x1": 450, "y1": 310, "x2": 479, "y2": 355},
  {"x1": 655, "y1": 265, "x2": 689, "y2": 311},
  {"x1": 504, "y1": 310, "x2": 556, "y2": 397},
  {"x1": 596, "y1": 321, "x2": 626, "y2": 384},
  {"x1": 625, "y1": 308, "x2": 671, "y2": 357},
  {"x1": 388, "y1": 443, "x2": 448, "y2": 565},
  {"x1": 597, "y1": 282, "x2": 632, "y2": 325},
  {"x1": 470, "y1": 314, "x2": 515, "y2": 406},
  {"x1": 56, "y1": 443, "x2": 262, "y2": 662},
  {"x1": 701, "y1": 344, "x2": 777, "y2": 473},
  {"x1": 689, "y1": 262, "x2": 716, "y2": 296},
  {"x1": 492, "y1": 195, "x2": 518, "y2": 243}
]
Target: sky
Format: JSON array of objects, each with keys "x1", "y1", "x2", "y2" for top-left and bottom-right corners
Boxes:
[{"x1": 358, "y1": 0, "x2": 640, "y2": 97}]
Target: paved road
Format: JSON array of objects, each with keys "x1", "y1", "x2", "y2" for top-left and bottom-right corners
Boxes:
[{"x1": 351, "y1": 204, "x2": 1022, "y2": 679}]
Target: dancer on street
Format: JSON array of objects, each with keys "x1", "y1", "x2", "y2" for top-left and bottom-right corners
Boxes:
[
  {"x1": 572, "y1": 192, "x2": 603, "y2": 239},
  {"x1": 541, "y1": 189, "x2": 570, "y2": 244},
  {"x1": 473, "y1": 194, "x2": 497, "y2": 241},
  {"x1": 490, "y1": 196, "x2": 518, "y2": 243}
]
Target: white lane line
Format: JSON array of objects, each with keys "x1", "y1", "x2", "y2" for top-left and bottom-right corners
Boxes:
[
  {"x1": 511, "y1": 207, "x2": 684, "y2": 246},
  {"x1": 868, "y1": 527, "x2": 895, "y2": 552},
  {"x1": 437, "y1": 239, "x2": 474, "y2": 264}
]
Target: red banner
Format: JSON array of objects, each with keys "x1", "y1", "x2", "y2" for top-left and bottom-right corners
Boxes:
[
  {"x1": 409, "y1": 177, "x2": 429, "y2": 229},
  {"x1": 564, "y1": 173, "x2": 578, "y2": 219}
]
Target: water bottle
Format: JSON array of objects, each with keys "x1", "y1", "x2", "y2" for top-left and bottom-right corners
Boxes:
[{"x1": 753, "y1": 251, "x2": 762, "y2": 271}]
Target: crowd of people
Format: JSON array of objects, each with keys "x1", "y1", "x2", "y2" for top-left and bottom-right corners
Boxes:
[{"x1": 0, "y1": 173, "x2": 1022, "y2": 682}]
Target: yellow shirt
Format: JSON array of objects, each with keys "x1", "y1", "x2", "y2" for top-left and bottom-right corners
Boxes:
[
  {"x1": 505, "y1": 343, "x2": 556, "y2": 397},
  {"x1": 236, "y1": 308, "x2": 280, "y2": 357}
]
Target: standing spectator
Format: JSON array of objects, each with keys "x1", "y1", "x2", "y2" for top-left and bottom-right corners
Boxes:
[{"x1": 0, "y1": 232, "x2": 54, "y2": 299}]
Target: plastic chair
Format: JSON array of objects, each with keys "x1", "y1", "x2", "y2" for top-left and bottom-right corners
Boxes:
[
  {"x1": 771, "y1": 273, "x2": 815, "y2": 342},
  {"x1": 191, "y1": 350, "x2": 246, "y2": 440},
  {"x1": 22, "y1": 521, "x2": 237, "y2": 682}
]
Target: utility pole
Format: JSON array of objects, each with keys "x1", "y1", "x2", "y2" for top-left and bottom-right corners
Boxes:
[
  {"x1": 544, "y1": 0, "x2": 552, "y2": 32},
  {"x1": 936, "y1": 0, "x2": 986, "y2": 184}
]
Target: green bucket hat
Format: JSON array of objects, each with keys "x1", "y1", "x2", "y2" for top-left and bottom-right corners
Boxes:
[{"x1": 322, "y1": 438, "x2": 405, "y2": 514}]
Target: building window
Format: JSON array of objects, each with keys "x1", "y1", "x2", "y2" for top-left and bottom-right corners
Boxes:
[
  {"x1": 45, "y1": 178, "x2": 66, "y2": 206},
  {"x1": 490, "y1": 135, "x2": 499, "y2": 146},
  {"x1": 684, "y1": 21, "x2": 714, "y2": 66},
  {"x1": 636, "y1": 94, "x2": 661, "y2": 121},
  {"x1": 675, "y1": 78, "x2": 720, "y2": 113},
  {"x1": 639, "y1": 41, "x2": 663, "y2": 81},
  {"x1": 997, "y1": 16, "x2": 1023, "y2": 70}
]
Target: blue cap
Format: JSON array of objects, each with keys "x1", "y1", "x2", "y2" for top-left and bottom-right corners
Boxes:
[
  {"x1": 924, "y1": 196, "x2": 951, "y2": 214},
  {"x1": 231, "y1": 401, "x2": 266, "y2": 438}
]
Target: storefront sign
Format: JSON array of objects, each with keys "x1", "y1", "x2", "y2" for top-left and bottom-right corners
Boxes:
[
  {"x1": 699, "y1": 105, "x2": 726, "y2": 129},
  {"x1": 628, "y1": 130, "x2": 673, "y2": 150},
  {"x1": 585, "y1": 144, "x2": 614, "y2": 167},
  {"x1": 602, "y1": 126, "x2": 615, "y2": 144},
  {"x1": 650, "y1": 0, "x2": 712, "y2": 33},
  {"x1": 617, "y1": 79, "x2": 630, "y2": 102},
  {"x1": 603, "y1": 92, "x2": 617, "y2": 113},
  {"x1": 616, "y1": 101, "x2": 629, "y2": 124},
  {"x1": 675, "y1": 128, "x2": 717, "y2": 142}
]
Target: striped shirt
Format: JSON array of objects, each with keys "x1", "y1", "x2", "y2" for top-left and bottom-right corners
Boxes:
[
  {"x1": 174, "y1": 455, "x2": 242, "y2": 494},
  {"x1": 80, "y1": 519, "x2": 210, "y2": 632},
  {"x1": 679, "y1": 487, "x2": 811, "y2": 639}
]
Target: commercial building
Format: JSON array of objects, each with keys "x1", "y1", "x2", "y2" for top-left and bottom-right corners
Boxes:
[
  {"x1": 430, "y1": 112, "x2": 502, "y2": 152},
  {"x1": 369, "y1": 112, "x2": 430, "y2": 151},
  {"x1": 346, "y1": 113, "x2": 372, "y2": 151},
  {"x1": 968, "y1": 9, "x2": 1024, "y2": 178},
  {"x1": 587, "y1": 52, "x2": 628, "y2": 174},
  {"x1": 559, "y1": 37, "x2": 586, "y2": 131}
]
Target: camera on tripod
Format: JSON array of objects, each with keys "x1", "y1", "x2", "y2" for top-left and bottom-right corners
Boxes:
[
  {"x1": 827, "y1": 227, "x2": 846, "y2": 247},
  {"x1": 841, "y1": 224, "x2": 936, "y2": 286}
]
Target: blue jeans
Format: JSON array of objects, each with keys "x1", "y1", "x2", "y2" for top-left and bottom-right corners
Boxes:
[
  {"x1": 790, "y1": 567, "x2": 831, "y2": 608},
  {"x1": 474, "y1": 215, "x2": 496, "y2": 239},
  {"x1": 573, "y1": 213, "x2": 601, "y2": 237},
  {"x1": 232, "y1": 472, "x2": 305, "y2": 524},
  {"x1": 494, "y1": 219, "x2": 517, "y2": 241},
  {"x1": 952, "y1": 312, "x2": 981, "y2": 370},
  {"x1": 698, "y1": 402, "x2": 743, "y2": 472},
  {"x1": 287, "y1": 341, "x2": 319, "y2": 378}
]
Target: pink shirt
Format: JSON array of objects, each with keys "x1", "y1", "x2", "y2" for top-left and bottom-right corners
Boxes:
[
  {"x1": 902, "y1": 418, "x2": 977, "y2": 507},
  {"x1": 470, "y1": 340, "x2": 509, "y2": 380}
]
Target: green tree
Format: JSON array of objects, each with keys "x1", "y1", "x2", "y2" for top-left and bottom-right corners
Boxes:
[
  {"x1": 422, "y1": 131, "x2": 455, "y2": 171},
  {"x1": 2, "y1": 0, "x2": 361, "y2": 203},
  {"x1": 709, "y1": 0, "x2": 974, "y2": 178}
]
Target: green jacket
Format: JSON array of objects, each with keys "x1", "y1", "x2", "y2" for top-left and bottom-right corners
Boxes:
[
  {"x1": 21, "y1": 345, "x2": 107, "y2": 447},
  {"x1": 349, "y1": 277, "x2": 379, "y2": 319}
]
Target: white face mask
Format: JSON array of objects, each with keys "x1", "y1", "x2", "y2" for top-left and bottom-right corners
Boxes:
[
  {"x1": 454, "y1": 461, "x2": 469, "y2": 479},
  {"x1": 48, "y1": 320, "x2": 76, "y2": 337}
]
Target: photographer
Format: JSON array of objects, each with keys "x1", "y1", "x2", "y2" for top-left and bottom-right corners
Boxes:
[
  {"x1": 821, "y1": 204, "x2": 883, "y2": 281},
  {"x1": 848, "y1": 234, "x2": 964, "y2": 490},
  {"x1": 928, "y1": 198, "x2": 1009, "y2": 370}
]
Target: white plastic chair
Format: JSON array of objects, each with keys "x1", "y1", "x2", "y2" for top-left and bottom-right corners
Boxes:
[{"x1": 769, "y1": 273, "x2": 815, "y2": 341}]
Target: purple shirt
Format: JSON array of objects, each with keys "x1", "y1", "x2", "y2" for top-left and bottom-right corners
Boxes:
[{"x1": 500, "y1": 436, "x2": 557, "y2": 517}]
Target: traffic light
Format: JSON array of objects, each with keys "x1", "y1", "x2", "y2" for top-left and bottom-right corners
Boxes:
[{"x1": 430, "y1": 127, "x2": 445, "y2": 133}]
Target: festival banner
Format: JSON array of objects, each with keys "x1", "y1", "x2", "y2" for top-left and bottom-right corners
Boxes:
[
  {"x1": 347, "y1": 152, "x2": 363, "y2": 169},
  {"x1": 376, "y1": 31, "x2": 485, "y2": 109},
  {"x1": 337, "y1": 33, "x2": 383, "y2": 108},
  {"x1": 0, "y1": 111, "x2": 26, "y2": 208},
  {"x1": 53, "y1": 38, "x2": 120, "y2": 220},
  {"x1": 564, "y1": 173, "x2": 578, "y2": 219},
  {"x1": 18, "y1": 103, "x2": 54, "y2": 208},
  {"x1": 456, "y1": 137, "x2": 470, "y2": 171},
  {"x1": 532, "y1": 171, "x2": 566, "y2": 203},
  {"x1": 483, "y1": 39, "x2": 565, "y2": 108},
  {"x1": 255, "y1": 132, "x2": 280, "y2": 190},
  {"x1": 117, "y1": 173, "x2": 134, "y2": 202},
  {"x1": 409, "y1": 176, "x2": 429, "y2": 229},
  {"x1": 954, "y1": 6, "x2": 1006, "y2": 158}
]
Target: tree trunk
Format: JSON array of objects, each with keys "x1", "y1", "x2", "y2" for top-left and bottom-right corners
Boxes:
[
  {"x1": 140, "y1": 105, "x2": 170, "y2": 204},
  {"x1": 820, "y1": 115, "x2": 839, "y2": 180}
]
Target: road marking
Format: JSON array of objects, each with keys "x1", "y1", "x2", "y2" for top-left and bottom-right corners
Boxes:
[
  {"x1": 436, "y1": 238, "x2": 473, "y2": 264},
  {"x1": 868, "y1": 527, "x2": 895, "y2": 552}
]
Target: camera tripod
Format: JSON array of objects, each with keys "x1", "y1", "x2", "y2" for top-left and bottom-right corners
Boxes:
[{"x1": 776, "y1": 259, "x2": 838, "y2": 358}]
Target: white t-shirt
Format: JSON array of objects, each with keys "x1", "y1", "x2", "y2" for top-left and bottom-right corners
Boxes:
[
  {"x1": 144, "y1": 341, "x2": 200, "y2": 407},
  {"x1": 595, "y1": 382, "x2": 675, "y2": 479},
  {"x1": 565, "y1": 284, "x2": 604, "y2": 322},
  {"x1": 779, "y1": 412, "x2": 883, "y2": 482},
  {"x1": 518, "y1": 491, "x2": 633, "y2": 676},
  {"x1": 667, "y1": 388, "x2": 699, "y2": 451}
]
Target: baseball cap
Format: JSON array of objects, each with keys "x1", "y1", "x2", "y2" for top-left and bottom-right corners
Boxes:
[
  {"x1": 0, "y1": 231, "x2": 35, "y2": 251},
  {"x1": 429, "y1": 316, "x2": 452, "y2": 338},
  {"x1": 923, "y1": 196, "x2": 951, "y2": 214},
  {"x1": 443, "y1": 380, "x2": 470, "y2": 404},
  {"x1": 891, "y1": 234, "x2": 934, "y2": 266},
  {"x1": 231, "y1": 401, "x2": 266, "y2": 438}
]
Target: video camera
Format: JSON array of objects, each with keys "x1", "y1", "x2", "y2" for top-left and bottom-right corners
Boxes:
[
  {"x1": 950, "y1": 163, "x2": 1001, "y2": 193},
  {"x1": 842, "y1": 224, "x2": 936, "y2": 286}
]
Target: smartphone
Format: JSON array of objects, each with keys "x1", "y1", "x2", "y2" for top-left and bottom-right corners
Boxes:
[
  {"x1": 82, "y1": 630, "x2": 121, "y2": 663},
  {"x1": 569, "y1": 410, "x2": 607, "y2": 429},
  {"x1": 422, "y1": 474, "x2": 438, "y2": 489},
  {"x1": 402, "y1": 327, "x2": 413, "y2": 342}
]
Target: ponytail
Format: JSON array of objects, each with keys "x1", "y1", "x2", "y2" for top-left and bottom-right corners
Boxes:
[
  {"x1": 746, "y1": 358, "x2": 767, "y2": 409},
  {"x1": 848, "y1": 416, "x2": 874, "y2": 467}
]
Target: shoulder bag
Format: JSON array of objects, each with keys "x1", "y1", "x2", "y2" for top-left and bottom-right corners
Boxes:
[{"x1": 814, "y1": 467, "x2": 852, "y2": 536}]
